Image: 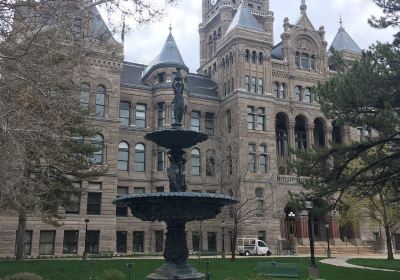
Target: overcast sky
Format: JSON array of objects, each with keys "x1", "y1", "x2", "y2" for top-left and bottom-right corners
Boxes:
[{"x1": 122, "y1": 0, "x2": 395, "y2": 72}]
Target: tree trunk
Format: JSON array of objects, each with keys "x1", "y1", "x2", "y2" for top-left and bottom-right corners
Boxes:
[
  {"x1": 15, "y1": 211, "x2": 27, "y2": 261},
  {"x1": 384, "y1": 225, "x2": 394, "y2": 260},
  {"x1": 231, "y1": 222, "x2": 238, "y2": 261}
]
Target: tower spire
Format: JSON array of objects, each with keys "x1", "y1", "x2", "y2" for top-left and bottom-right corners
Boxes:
[
  {"x1": 300, "y1": 0, "x2": 307, "y2": 14},
  {"x1": 339, "y1": 14, "x2": 343, "y2": 30}
]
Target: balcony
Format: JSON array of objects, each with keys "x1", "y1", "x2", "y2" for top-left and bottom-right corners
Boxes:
[{"x1": 277, "y1": 175, "x2": 309, "y2": 185}]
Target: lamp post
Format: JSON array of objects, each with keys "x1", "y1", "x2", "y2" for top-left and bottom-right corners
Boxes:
[
  {"x1": 288, "y1": 211, "x2": 296, "y2": 254},
  {"x1": 288, "y1": 211, "x2": 296, "y2": 238},
  {"x1": 83, "y1": 218, "x2": 90, "y2": 260},
  {"x1": 221, "y1": 220, "x2": 226, "y2": 259},
  {"x1": 127, "y1": 263, "x2": 133, "y2": 280},
  {"x1": 325, "y1": 223, "x2": 331, "y2": 258},
  {"x1": 305, "y1": 201, "x2": 318, "y2": 279}
]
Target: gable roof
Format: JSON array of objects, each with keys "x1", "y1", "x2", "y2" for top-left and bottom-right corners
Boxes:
[
  {"x1": 142, "y1": 31, "x2": 188, "y2": 80},
  {"x1": 226, "y1": 2, "x2": 264, "y2": 35},
  {"x1": 330, "y1": 27, "x2": 362, "y2": 53}
]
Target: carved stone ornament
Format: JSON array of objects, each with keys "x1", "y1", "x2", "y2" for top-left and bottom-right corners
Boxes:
[{"x1": 296, "y1": 38, "x2": 315, "y2": 53}]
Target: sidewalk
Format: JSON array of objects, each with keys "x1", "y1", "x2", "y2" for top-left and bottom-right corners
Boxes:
[{"x1": 320, "y1": 256, "x2": 400, "y2": 273}]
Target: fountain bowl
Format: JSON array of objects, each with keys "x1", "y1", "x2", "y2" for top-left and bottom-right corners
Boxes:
[{"x1": 144, "y1": 129, "x2": 208, "y2": 150}]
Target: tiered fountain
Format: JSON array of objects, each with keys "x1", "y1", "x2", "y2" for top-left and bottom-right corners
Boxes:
[{"x1": 115, "y1": 69, "x2": 237, "y2": 280}]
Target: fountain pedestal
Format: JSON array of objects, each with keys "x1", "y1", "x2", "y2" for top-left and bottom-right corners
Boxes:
[{"x1": 114, "y1": 69, "x2": 237, "y2": 279}]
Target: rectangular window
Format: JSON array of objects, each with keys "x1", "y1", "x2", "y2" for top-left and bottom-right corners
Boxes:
[
  {"x1": 226, "y1": 110, "x2": 232, "y2": 133},
  {"x1": 248, "y1": 144, "x2": 256, "y2": 173},
  {"x1": 190, "y1": 111, "x2": 201, "y2": 131},
  {"x1": 256, "y1": 200, "x2": 264, "y2": 217},
  {"x1": 116, "y1": 187, "x2": 129, "y2": 217},
  {"x1": 280, "y1": 83, "x2": 287, "y2": 99},
  {"x1": 258, "y1": 231, "x2": 266, "y2": 242},
  {"x1": 245, "y1": 76, "x2": 250, "y2": 92},
  {"x1": 87, "y1": 184, "x2": 102, "y2": 215},
  {"x1": 85, "y1": 230, "x2": 100, "y2": 254},
  {"x1": 80, "y1": 83, "x2": 90, "y2": 109},
  {"x1": 192, "y1": 231, "x2": 200, "y2": 251},
  {"x1": 205, "y1": 112, "x2": 214, "y2": 136},
  {"x1": 155, "y1": 231, "x2": 164, "y2": 253},
  {"x1": 39, "y1": 231, "x2": 55, "y2": 255},
  {"x1": 133, "y1": 231, "x2": 144, "y2": 252},
  {"x1": 273, "y1": 82, "x2": 279, "y2": 98},
  {"x1": 394, "y1": 234, "x2": 400, "y2": 251},
  {"x1": 158, "y1": 72, "x2": 166, "y2": 83},
  {"x1": 295, "y1": 86, "x2": 302, "y2": 101},
  {"x1": 304, "y1": 88, "x2": 312, "y2": 103},
  {"x1": 136, "y1": 104, "x2": 146, "y2": 128},
  {"x1": 134, "y1": 187, "x2": 145, "y2": 194},
  {"x1": 120, "y1": 101, "x2": 130, "y2": 126},
  {"x1": 157, "y1": 102, "x2": 165, "y2": 128},
  {"x1": 301, "y1": 53, "x2": 310, "y2": 69},
  {"x1": 251, "y1": 77, "x2": 257, "y2": 93},
  {"x1": 17, "y1": 230, "x2": 32, "y2": 256},
  {"x1": 65, "y1": 182, "x2": 81, "y2": 214},
  {"x1": 156, "y1": 186, "x2": 165, "y2": 192},
  {"x1": 116, "y1": 231, "x2": 127, "y2": 253},
  {"x1": 207, "y1": 232, "x2": 217, "y2": 250},
  {"x1": 247, "y1": 106, "x2": 255, "y2": 130},
  {"x1": 63, "y1": 230, "x2": 79, "y2": 254},
  {"x1": 295, "y1": 52, "x2": 300, "y2": 68},
  {"x1": 157, "y1": 150, "x2": 165, "y2": 171},
  {"x1": 258, "y1": 78, "x2": 264, "y2": 94},
  {"x1": 257, "y1": 108, "x2": 265, "y2": 131}
]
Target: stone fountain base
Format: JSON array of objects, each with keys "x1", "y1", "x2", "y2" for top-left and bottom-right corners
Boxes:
[{"x1": 147, "y1": 262, "x2": 204, "y2": 280}]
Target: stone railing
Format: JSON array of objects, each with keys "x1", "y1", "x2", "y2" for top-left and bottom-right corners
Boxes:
[{"x1": 277, "y1": 175, "x2": 309, "y2": 185}]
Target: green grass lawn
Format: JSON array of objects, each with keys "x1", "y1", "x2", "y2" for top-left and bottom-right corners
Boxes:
[
  {"x1": 0, "y1": 257, "x2": 399, "y2": 280},
  {"x1": 347, "y1": 258, "x2": 400, "y2": 271}
]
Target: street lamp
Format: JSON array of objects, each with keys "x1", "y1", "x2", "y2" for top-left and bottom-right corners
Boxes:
[
  {"x1": 325, "y1": 223, "x2": 331, "y2": 258},
  {"x1": 83, "y1": 218, "x2": 90, "y2": 260},
  {"x1": 221, "y1": 220, "x2": 225, "y2": 259},
  {"x1": 127, "y1": 263, "x2": 134, "y2": 280},
  {"x1": 305, "y1": 201, "x2": 318, "y2": 279}
]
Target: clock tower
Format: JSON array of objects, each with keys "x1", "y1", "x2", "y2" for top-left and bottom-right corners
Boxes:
[{"x1": 199, "y1": 0, "x2": 273, "y2": 72}]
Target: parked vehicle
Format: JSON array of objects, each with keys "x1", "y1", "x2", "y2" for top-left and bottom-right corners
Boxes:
[{"x1": 237, "y1": 238, "x2": 272, "y2": 256}]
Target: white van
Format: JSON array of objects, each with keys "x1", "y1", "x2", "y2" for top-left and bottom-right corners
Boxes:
[{"x1": 237, "y1": 238, "x2": 272, "y2": 256}]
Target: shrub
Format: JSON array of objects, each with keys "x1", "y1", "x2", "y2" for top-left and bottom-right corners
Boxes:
[
  {"x1": 101, "y1": 269, "x2": 125, "y2": 280},
  {"x1": 3, "y1": 273, "x2": 43, "y2": 280}
]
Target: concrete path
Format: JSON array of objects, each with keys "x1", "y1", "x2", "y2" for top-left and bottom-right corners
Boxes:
[{"x1": 320, "y1": 257, "x2": 400, "y2": 272}]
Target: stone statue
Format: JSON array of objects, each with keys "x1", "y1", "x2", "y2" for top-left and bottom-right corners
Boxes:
[
  {"x1": 166, "y1": 151, "x2": 187, "y2": 192},
  {"x1": 172, "y1": 68, "x2": 184, "y2": 127}
]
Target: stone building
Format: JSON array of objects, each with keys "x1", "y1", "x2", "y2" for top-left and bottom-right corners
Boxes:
[{"x1": 1, "y1": 0, "x2": 398, "y2": 258}]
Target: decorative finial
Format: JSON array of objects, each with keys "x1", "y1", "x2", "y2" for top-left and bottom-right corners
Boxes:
[
  {"x1": 339, "y1": 14, "x2": 343, "y2": 29},
  {"x1": 300, "y1": 0, "x2": 307, "y2": 14},
  {"x1": 169, "y1": 20, "x2": 172, "y2": 33}
]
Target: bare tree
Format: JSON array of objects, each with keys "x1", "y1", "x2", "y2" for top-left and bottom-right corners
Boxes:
[
  {"x1": 210, "y1": 111, "x2": 273, "y2": 260},
  {"x1": 0, "y1": 0, "x2": 176, "y2": 260}
]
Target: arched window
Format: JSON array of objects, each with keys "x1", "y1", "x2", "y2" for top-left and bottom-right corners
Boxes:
[
  {"x1": 95, "y1": 85, "x2": 106, "y2": 117},
  {"x1": 80, "y1": 83, "x2": 90, "y2": 109},
  {"x1": 259, "y1": 52, "x2": 264, "y2": 64},
  {"x1": 295, "y1": 116, "x2": 307, "y2": 150},
  {"x1": 245, "y1": 49, "x2": 250, "y2": 63},
  {"x1": 118, "y1": 142, "x2": 129, "y2": 171},
  {"x1": 273, "y1": 82, "x2": 279, "y2": 98},
  {"x1": 295, "y1": 51, "x2": 300, "y2": 68},
  {"x1": 206, "y1": 150, "x2": 215, "y2": 177},
  {"x1": 222, "y1": 58, "x2": 225, "y2": 70},
  {"x1": 229, "y1": 52, "x2": 234, "y2": 65},
  {"x1": 217, "y1": 27, "x2": 222, "y2": 39},
  {"x1": 226, "y1": 55, "x2": 229, "y2": 67},
  {"x1": 134, "y1": 143, "x2": 145, "y2": 172},
  {"x1": 191, "y1": 148, "x2": 201, "y2": 176},
  {"x1": 259, "y1": 144, "x2": 268, "y2": 173},
  {"x1": 251, "y1": 51, "x2": 257, "y2": 64},
  {"x1": 91, "y1": 134, "x2": 104, "y2": 165},
  {"x1": 248, "y1": 144, "x2": 256, "y2": 173},
  {"x1": 208, "y1": 35, "x2": 213, "y2": 58}
]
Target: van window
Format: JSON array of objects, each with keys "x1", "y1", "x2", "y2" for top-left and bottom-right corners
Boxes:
[{"x1": 258, "y1": 241, "x2": 266, "y2": 247}]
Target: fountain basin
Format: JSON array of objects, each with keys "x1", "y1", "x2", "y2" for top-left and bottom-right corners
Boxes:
[
  {"x1": 115, "y1": 192, "x2": 238, "y2": 222},
  {"x1": 144, "y1": 129, "x2": 208, "y2": 150}
]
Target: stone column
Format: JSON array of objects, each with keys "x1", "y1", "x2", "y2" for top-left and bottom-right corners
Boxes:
[
  {"x1": 307, "y1": 124, "x2": 315, "y2": 149},
  {"x1": 296, "y1": 215, "x2": 309, "y2": 242},
  {"x1": 288, "y1": 121, "x2": 296, "y2": 151}
]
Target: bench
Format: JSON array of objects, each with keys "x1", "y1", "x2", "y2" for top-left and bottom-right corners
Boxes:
[{"x1": 256, "y1": 262, "x2": 300, "y2": 279}]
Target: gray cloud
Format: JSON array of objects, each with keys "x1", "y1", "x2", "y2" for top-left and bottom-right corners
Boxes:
[{"x1": 123, "y1": 0, "x2": 395, "y2": 72}]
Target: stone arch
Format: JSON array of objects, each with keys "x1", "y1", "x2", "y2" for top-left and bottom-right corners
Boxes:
[
  {"x1": 314, "y1": 117, "x2": 326, "y2": 147},
  {"x1": 294, "y1": 115, "x2": 308, "y2": 150}
]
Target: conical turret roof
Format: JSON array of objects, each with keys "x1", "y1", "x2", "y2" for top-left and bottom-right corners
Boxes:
[
  {"x1": 225, "y1": 2, "x2": 263, "y2": 35},
  {"x1": 330, "y1": 26, "x2": 362, "y2": 54},
  {"x1": 142, "y1": 30, "x2": 188, "y2": 80}
]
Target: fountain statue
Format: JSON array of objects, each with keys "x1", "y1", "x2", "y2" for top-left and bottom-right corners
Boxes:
[{"x1": 115, "y1": 68, "x2": 237, "y2": 280}]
